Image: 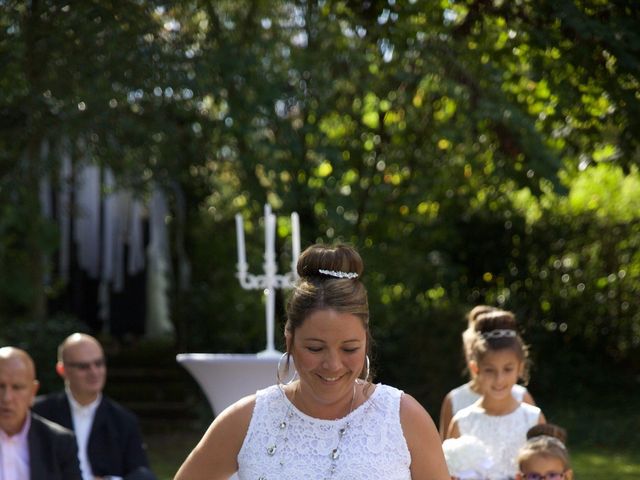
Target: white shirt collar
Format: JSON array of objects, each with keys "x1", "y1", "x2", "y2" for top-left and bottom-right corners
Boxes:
[
  {"x1": 0, "y1": 414, "x2": 31, "y2": 480},
  {"x1": 65, "y1": 386, "x2": 102, "y2": 416},
  {"x1": 65, "y1": 387, "x2": 102, "y2": 480}
]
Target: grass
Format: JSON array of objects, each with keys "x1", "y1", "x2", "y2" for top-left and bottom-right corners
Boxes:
[
  {"x1": 144, "y1": 391, "x2": 640, "y2": 480},
  {"x1": 538, "y1": 391, "x2": 640, "y2": 480},
  {"x1": 145, "y1": 425, "x2": 640, "y2": 480},
  {"x1": 573, "y1": 449, "x2": 640, "y2": 479},
  {"x1": 147, "y1": 427, "x2": 205, "y2": 480}
]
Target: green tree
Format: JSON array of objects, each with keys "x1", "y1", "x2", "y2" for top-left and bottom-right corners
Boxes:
[{"x1": 1, "y1": 0, "x2": 639, "y2": 409}]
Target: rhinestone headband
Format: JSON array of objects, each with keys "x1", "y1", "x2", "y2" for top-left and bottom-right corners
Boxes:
[
  {"x1": 529, "y1": 435, "x2": 568, "y2": 451},
  {"x1": 481, "y1": 329, "x2": 517, "y2": 339},
  {"x1": 318, "y1": 269, "x2": 359, "y2": 279}
]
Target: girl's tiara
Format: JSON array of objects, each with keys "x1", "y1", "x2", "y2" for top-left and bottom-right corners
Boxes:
[
  {"x1": 529, "y1": 434, "x2": 568, "y2": 452},
  {"x1": 481, "y1": 329, "x2": 517, "y2": 339},
  {"x1": 318, "y1": 269, "x2": 359, "y2": 279}
]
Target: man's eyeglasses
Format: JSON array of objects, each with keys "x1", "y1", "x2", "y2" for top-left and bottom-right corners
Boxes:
[
  {"x1": 521, "y1": 472, "x2": 566, "y2": 480},
  {"x1": 65, "y1": 358, "x2": 106, "y2": 371}
]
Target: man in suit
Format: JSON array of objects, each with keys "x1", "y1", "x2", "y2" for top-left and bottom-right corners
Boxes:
[
  {"x1": 0, "y1": 346, "x2": 81, "y2": 479},
  {"x1": 32, "y1": 334, "x2": 156, "y2": 480}
]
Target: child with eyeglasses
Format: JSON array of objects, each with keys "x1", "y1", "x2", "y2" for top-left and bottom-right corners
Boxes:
[
  {"x1": 516, "y1": 424, "x2": 573, "y2": 480},
  {"x1": 445, "y1": 310, "x2": 546, "y2": 479}
]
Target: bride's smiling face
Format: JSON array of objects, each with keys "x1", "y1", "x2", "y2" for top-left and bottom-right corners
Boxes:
[{"x1": 288, "y1": 309, "x2": 366, "y2": 409}]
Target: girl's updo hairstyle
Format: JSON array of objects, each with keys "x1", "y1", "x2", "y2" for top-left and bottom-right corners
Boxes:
[
  {"x1": 462, "y1": 305, "x2": 498, "y2": 364},
  {"x1": 469, "y1": 309, "x2": 530, "y2": 383},
  {"x1": 518, "y1": 423, "x2": 571, "y2": 471},
  {"x1": 285, "y1": 244, "x2": 371, "y2": 380},
  {"x1": 526, "y1": 423, "x2": 568, "y2": 443},
  {"x1": 466, "y1": 305, "x2": 498, "y2": 328}
]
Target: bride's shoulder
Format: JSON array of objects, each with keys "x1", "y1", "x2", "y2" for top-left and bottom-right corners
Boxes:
[{"x1": 214, "y1": 393, "x2": 259, "y2": 433}]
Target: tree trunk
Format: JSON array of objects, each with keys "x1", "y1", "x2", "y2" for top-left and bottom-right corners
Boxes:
[{"x1": 23, "y1": 0, "x2": 47, "y2": 321}]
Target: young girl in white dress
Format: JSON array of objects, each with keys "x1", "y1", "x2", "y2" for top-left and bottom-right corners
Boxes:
[
  {"x1": 439, "y1": 306, "x2": 536, "y2": 439},
  {"x1": 446, "y1": 310, "x2": 545, "y2": 480},
  {"x1": 516, "y1": 424, "x2": 573, "y2": 480}
]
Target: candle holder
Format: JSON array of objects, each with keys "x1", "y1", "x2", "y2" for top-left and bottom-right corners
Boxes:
[{"x1": 235, "y1": 204, "x2": 300, "y2": 357}]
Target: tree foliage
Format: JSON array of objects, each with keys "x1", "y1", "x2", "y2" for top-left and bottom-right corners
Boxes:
[{"x1": 1, "y1": 0, "x2": 639, "y2": 409}]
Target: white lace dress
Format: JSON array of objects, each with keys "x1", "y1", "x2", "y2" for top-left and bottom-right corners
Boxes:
[
  {"x1": 452, "y1": 402, "x2": 541, "y2": 480},
  {"x1": 450, "y1": 382, "x2": 528, "y2": 415},
  {"x1": 237, "y1": 384, "x2": 412, "y2": 480}
]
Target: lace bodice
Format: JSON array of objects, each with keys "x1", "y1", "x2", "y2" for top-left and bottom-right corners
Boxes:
[
  {"x1": 453, "y1": 402, "x2": 541, "y2": 480},
  {"x1": 237, "y1": 384, "x2": 411, "y2": 480},
  {"x1": 450, "y1": 382, "x2": 528, "y2": 415}
]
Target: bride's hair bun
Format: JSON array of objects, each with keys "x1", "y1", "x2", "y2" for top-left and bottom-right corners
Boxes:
[{"x1": 297, "y1": 244, "x2": 364, "y2": 280}]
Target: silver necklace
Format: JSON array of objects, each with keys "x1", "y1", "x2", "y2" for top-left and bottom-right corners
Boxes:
[{"x1": 266, "y1": 383, "x2": 358, "y2": 479}]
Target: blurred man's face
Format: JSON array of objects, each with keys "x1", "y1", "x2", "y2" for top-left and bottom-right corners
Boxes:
[
  {"x1": 0, "y1": 356, "x2": 39, "y2": 436},
  {"x1": 61, "y1": 339, "x2": 106, "y2": 403}
]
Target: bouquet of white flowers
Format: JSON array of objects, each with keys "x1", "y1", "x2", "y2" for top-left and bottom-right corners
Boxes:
[{"x1": 442, "y1": 435, "x2": 494, "y2": 479}]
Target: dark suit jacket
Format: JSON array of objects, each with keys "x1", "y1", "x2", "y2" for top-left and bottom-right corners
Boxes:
[
  {"x1": 33, "y1": 392, "x2": 156, "y2": 480},
  {"x1": 28, "y1": 413, "x2": 82, "y2": 480}
]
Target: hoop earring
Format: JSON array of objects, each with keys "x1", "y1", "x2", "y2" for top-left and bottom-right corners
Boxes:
[
  {"x1": 276, "y1": 352, "x2": 298, "y2": 386},
  {"x1": 359, "y1": 354, "x2": 370, "y2": 382}
]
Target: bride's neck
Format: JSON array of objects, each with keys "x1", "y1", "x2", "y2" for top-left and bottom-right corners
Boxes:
[{"x1": 288, "y1": 383, "x2": 358, "y2": 420}]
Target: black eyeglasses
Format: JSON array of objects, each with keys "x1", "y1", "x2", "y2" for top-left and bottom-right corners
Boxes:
[
  {"x1": 522, "y1": 472, "x2": 566, "y2": 480},
  {"x1": 65, "y1": 358, "x2": 106, "y2": 371}
]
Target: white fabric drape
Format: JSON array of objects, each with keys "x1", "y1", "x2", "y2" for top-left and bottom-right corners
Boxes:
[
  {"x1": 74, "y1": 163, "x2": 101, "y2": 279},
  {"x1": 101, "y1": 169, "x2": 116, "y2": 288},
  {"x1": 146, "y1": 188, "x2": 174, "y2": 337},
  {"x1": 128, "y1": 199, "x2": 145, "y2": 276},
  {"x1": 37, "y1": 139, "x2": 174, "y2": 338}
]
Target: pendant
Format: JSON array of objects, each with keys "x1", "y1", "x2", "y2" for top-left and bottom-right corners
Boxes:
[{"x1": 331, "y1": 448, "x2": 340, "y2": 460}]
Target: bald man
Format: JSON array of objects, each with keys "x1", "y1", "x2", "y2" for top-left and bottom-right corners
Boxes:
[
  {"x1": 32, "y1": 334, "x2": 156, "y2": 480},
  {"x1": 0, "y1": 346, "x2": 81, "y2": 479}
]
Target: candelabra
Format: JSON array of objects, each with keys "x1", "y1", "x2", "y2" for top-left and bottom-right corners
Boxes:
[{"x1": 235, "y1": 204, "x2": 300, "y2": 357}]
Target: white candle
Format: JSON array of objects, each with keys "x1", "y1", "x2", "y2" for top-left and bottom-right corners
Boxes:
[
  {"x1": 235, "y1": 214, "x2": 246, "y2": 267},
  {"x1": 291, "y1": 212, "x2": 300, "y2": 267},
  {"x1": 264, "y1": 204, "x2": 270, "y2": 262},
  {"x1": 266, "y1": 212, "x2": 276, "y2": 265}
]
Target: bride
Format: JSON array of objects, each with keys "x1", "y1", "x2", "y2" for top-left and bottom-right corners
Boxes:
[{"x1": 175, "y1": 244, "x2": 449, "y2": 480}]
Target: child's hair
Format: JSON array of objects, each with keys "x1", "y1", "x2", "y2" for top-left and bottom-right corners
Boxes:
[
  {"x1": 469, "y1": 309, "x2": 530, "y2": 383},
  {"x1": 518, "y1": 423, "x2": 571, "y2": 471},
  {"x1": 526, "y1": 424, "x2": 567, "y2": 443},
  {"x1": 466, "y1": 305, "x2": 498, "y2": 328},
  {"x1": 462, "y1": 305, "x2": 498, "y2": 364}
]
